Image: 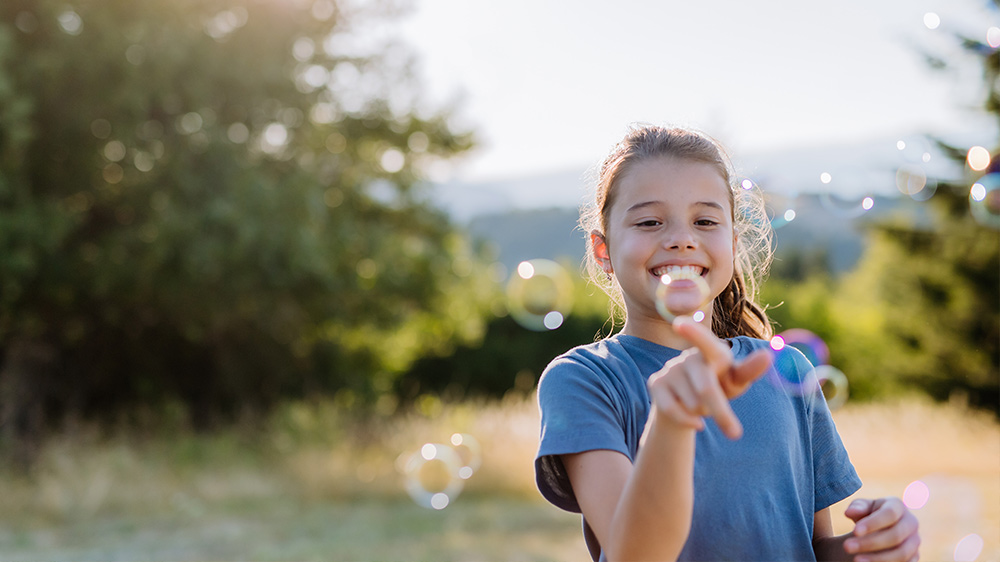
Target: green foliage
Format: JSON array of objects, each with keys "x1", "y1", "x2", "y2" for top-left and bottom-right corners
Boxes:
[
  {"x1": 761, "y1": 24, "x2": 1000, "y2": 414},
  {"x1": 0, "y1": 0, "x2": 494, "y2": 425}
]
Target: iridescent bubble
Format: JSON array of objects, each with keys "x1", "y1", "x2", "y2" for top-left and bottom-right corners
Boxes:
[
  {"x1": 896, "y1": 165, "x2": 937, "y2": 202},
  {"x1": 970, "y1": 173, "x2": 1000, "y2": 229},
  {"x1": 767, "y1": 341, "x2": 821, "y2": 397},
  {"x1": 819, "y1": 192, "x2": 874, "y2": 218},
  {"x1": 775, "y1": 328, "x2": 830, "y2": 367},
  {"x1": 450, "y1": 433, "x2": 482, "y2": 480},
  {"x1": 654, "y1": 269, "x2": 711, "y2": 323},
  {"x1": 816, "y1": 365, "x2": 849, "y2": 410},
  {"x1": 903, "y1": 480, "x2": 930, "y2": 510},
  {"x1": 988, "y1": 26, "x2": 1000, "y2": 49},
  {"x1": 954, "y1": 533, "x2": 984, "y2": 562},
  {"x1": 505, "y1": 259, "x2": 574, "y2": 331},
  {"x1": 403, "y1": 443, "x2": 464, "y2": 510}
]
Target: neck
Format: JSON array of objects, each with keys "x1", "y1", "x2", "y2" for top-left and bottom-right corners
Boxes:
[{"x1": 621, "y1": 314, "x2": 702, "y2": 350}]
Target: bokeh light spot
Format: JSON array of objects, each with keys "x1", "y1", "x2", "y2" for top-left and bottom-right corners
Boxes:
[
  {"x1": 967, "y1": 146, "x2": 991, "y2": 172},
  {"x1": 820, "y1": 172, "x2": 832, "y2": 184},
  {"x1": 954, "y1": 533, "x2": 984, "y2": 562},
  {"x1": 57, "y1": 9, "x2": 83, "y2": 35},
  {"x1": 969, "y1": 174, "x2": 1000, "y2": 229},
  {"x1": 861, "y1": 197, "x2": 874, "y2": 211},
  {"x1": 543, "y1": 311, "x2": 564, "y2": 330},
  {"x1": 379, "y1": 147, "x2": 405, "y2": 173},
  {"x1": 903, "y1": 480, "x2": 930, "y2": 510},
  {"x1": 923, "y1": 12, "x2": 940, "y2": 30}
]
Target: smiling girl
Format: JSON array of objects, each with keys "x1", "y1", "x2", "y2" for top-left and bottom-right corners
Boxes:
[{"x1": 534, "y1": 125, "x2": 920, "y2": 561}]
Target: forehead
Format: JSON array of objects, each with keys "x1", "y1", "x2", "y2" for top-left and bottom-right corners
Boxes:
[{"x1": 611, "y1": 156, "x2": 731, "y2": 214}]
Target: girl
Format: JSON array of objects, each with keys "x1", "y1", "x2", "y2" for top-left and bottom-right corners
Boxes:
[{"x1": 534, "y1": 125, "x2": 920, "y2": 561}]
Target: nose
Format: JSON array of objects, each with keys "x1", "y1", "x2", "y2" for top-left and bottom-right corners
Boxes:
[{"x1": 663, "y1": 224, "x2": 697, "y2": 250}]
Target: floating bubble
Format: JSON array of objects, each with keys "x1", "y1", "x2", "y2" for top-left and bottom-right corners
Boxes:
[
  {"x1": 775, "y1": 328, "x2": 830, "y2": 367},
  {"x1": 505, "y1": 259, "x2": 574, "y2": 331},
  {"x1": 819, "y1": 192, "x2": 874, "y2": 218},
  {"x1": 903, "y1": 480, "x2": 930, "y2": 510},
  {"x1": 989, "y1": 26, "x2": 1000, "y2": 49},
  {"x1": 655, "y1": 269, "x2": 711, "y2": 323},
  {"x1": 954, "y1": 533, "x2": 984, "y2": 562},
  {"x1": 767, "y1": 343, "x2": 821, "y2": 397},
  {"x1": 970, "y1": 173, "x2": 1000, "y2": 229},
  {"x1": 819, "y1": 172, "x2": 832, "y2": 184},
  {"x1": 816, "y1": 365, "x2": 849, "y2": 410},
  {"x1": 402, "y1": 443, "x2": 465, "y2": 510},
  {"x1": 450, "y1": 433, "x2": 482, "y2": 480},
  {"x1": 896, "y1": 165, "x2": 937, "y2": 202}
]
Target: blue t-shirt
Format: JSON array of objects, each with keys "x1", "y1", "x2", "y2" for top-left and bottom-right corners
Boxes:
[{"x1": 535, "y1": 333, "x2": 862, "y2": 562}]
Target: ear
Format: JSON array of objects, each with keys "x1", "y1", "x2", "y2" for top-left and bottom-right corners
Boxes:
[{"x1": 590, "y1": 230, "x2": 612, "y2": 274}]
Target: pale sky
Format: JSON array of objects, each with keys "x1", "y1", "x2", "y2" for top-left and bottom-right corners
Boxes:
[{"x1": 394, "y1": 0, "x2": 996, "y2": 184}]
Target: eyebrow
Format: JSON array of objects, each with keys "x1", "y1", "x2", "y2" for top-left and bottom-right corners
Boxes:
[{"x1": 625, "y1": 200, "x2": 725, "y2": 213}]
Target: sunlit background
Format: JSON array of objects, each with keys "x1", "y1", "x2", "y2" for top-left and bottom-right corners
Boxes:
[{"x1": 0, "y1": 0, "x2": 997, "y2": 560}]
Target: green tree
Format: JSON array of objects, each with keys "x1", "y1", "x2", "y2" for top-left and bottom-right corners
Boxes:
[
  {"x1": 828, "y1": 13, "x2": 1000, "y2": 414},
  {"x1": 0, "y1": 0, "x2": 494, "y2": 450}
]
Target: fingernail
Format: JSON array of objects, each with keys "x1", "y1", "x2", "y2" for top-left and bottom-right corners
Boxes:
[
  {"x1": 844, "y1": 539, "x2": 858, "y2": 553},
  {"x1": 855, "y1": 523, "x2": 867, "y2": 535}
]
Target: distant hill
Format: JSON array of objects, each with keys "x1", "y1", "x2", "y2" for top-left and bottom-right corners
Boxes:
[{"x1": 462, "y1": 194, "x2": 932, "y2": 277}]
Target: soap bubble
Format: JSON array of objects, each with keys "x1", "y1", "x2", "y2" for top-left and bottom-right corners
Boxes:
[
  {"x1": 954, "y1": 533, "x2": 984, "y2": 562},
  {"x1": 816, "y1": 365, "x2": 849, "y2": 410},
  {"x1": 903, "y1": 480, "x2": 930, "y2": 510},
  {"x1": 767, "y1": 340, "x2": 821, "y2": 397},
  {"x1": 505, "y1": 259, "x2": 574, "y2": 331},
  {"x1": 402, "y1": 443, "x2": 465, "y2": 510},
  {"x1": 450, "y1": 433, "x2": 482, "y2": 480},
  {"x1": 970, "y1": 174, "x2": 1000, "y2": 229},
  {"x1": 896, "y1": 165, "x2": 936, "y2": 202},
  {"x1": 775, "y1": 328, "x2": 830, "y2": 368},
  {"x1": 654, "y1": 269, "x2": 711, "y2": 323}
]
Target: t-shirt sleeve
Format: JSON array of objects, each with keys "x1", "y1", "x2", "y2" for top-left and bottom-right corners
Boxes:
[
  {"x1": 534, "y1": 353, "x2": 631, "y2": 513},
  {"x1": 806, "y1": 366, "x2": 863, "y2": 511}
]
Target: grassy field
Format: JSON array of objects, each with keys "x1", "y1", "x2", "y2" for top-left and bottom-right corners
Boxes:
[{"x1": 0, "y1": 394, "x2": 996, "y2": 561}]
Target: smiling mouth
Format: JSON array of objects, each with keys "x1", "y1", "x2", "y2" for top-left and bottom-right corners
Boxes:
[{"x1": 650, "y1": 265, "x2": 707, "y2": 279}]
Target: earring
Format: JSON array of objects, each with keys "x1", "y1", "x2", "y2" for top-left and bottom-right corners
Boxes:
[{"x1": 606, "y1": 271, "x2": 612, "y2": 281}]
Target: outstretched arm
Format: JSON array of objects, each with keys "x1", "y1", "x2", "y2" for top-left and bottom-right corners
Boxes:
[{"x1": 563, "y1": 318, "x2": 772, "y2": 561}]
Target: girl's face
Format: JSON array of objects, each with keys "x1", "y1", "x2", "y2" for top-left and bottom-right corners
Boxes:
[{"x1": 595, "y1": 156, "x2": 736, "y2": 330}]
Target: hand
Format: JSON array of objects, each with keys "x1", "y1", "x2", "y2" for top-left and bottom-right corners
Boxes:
[
  {"x1": 646, "y1": 316, "x2": 773, "y2": 440},
  {"x1": 843, "y1": 497, "x2": 920, "y2": 562}
]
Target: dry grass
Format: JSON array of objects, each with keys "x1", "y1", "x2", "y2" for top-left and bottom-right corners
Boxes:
[{"x1": 0, "y1": 394, "x2": 996, "y2": 561}]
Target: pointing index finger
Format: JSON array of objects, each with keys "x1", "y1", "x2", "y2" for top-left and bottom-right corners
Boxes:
[{"x1": 672, "y1": 316, "x2": 733, "y2": 375}]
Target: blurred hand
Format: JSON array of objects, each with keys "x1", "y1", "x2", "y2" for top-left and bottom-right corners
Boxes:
[
  {"x1": 646, "y1": 316, "x2": 773, "y2": 439},
  {"x1": 843, "y1": 497, "x2": 920, "y2": 562}
]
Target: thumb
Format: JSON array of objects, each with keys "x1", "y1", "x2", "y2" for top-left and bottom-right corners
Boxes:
[
  {"x1": 721, "y1": 348, "x2": 772, "y2": 398},
  {"x1": 844, "y1": 499, "x2": 876, "y2": 522}
]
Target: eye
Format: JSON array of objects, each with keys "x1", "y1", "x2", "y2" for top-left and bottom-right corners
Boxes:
[
  {"x1": 694, "y1": 218, "x2": 719, "y2": 227},
  {"x1": 636, "y1": 219, "x2": 661, "y2": 228}
]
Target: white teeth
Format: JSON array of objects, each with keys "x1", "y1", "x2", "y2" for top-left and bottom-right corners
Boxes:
[{"x1": 653, "y1": 265, "x2": 704, "y2": 278}]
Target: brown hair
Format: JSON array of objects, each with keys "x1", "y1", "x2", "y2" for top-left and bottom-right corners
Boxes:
[{"x1": 580, "y1": 124, "x2": 774, "y2": 340}]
